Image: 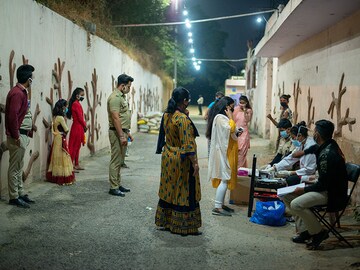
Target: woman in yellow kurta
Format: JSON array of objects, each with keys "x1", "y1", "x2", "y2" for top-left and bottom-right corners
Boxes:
[
  {"x1": 46, "y1": 99, "x2": 75, "y2": 185},
  {"x1": 155, "y1": 87, "x2": 201, "y2": 236},
  {"x1": 207, "y1": 96, "x2": 239, "y2": 216}
]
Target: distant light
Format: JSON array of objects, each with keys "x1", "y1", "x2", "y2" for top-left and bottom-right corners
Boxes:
[
  {"x1": 195, "y1": 65, "x2": 201, "y2": 71},
  {"x1": 188, "y1": 32, "x2": 193, "y2": 37},
  {"x1": 185, "y1": 22, "x2": 191, "y2": 28},
  {"x1": 188, "y1": 38, "x2": 193, "y2": 44},
  {"x1": 190, "y1": 48, "x2": 195, "y2": 53},
  {"x1": 256, "y1": 17, "x2": 262, "y2": 23},
  {"x1": 193, "y1": 61, "x2": 197, "y2": 66},
  {"x1": 197, "y1": 60, "x2": 201, "y2": 64},
  {"x1": 191, "y1": 57, "x2": 196, "y2": 61},
  {"x1": 185, "y1": 18, "x2": 190, "y2": 24},
  {"x1": 183, "y1": 10, "x2": 188, "y2": 16}
]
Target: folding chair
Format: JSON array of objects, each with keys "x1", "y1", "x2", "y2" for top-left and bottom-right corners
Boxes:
[{"x1": 311, "y1": 162, "x2": 360, "y2": 248}]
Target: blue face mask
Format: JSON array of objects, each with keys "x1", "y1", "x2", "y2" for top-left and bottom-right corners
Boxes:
[
  {"x1": 291, "y1": 139, "x2": 302, "y2": 148},
  {"x1": 65, "y1": 108, "x2": 69, "y2": 114},
  {"x1": 280, "y1": 130, "x2": 288, "y2": 138}
]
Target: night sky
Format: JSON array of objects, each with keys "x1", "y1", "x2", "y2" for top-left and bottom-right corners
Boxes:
[{"x1": 185, "y1": 0, "x2": 286, "y2": 61}]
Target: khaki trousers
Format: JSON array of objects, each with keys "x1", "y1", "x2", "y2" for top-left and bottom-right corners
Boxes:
[
  {"x1": 7, "y1": 135, "x2": 30, "y2": 200},
  {"x1": 283, "y1": 191, "x2": 327, "y2": 235},
  {"x1": 108, "y1": 130, "x2": 128, "y2": 189},
  {"x1": 120, "y1": 144, "x2": 127, "y2": 166}
]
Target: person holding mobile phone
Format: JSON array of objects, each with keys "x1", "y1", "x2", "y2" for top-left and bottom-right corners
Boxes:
[{"x1": 207, "y1": 96, "x2": 238, "y2": 216}]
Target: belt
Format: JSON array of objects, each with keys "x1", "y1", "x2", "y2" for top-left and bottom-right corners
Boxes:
[
  {"x1": 19, "y1": 129, "x2": 30, "y2": 136},
  {"x1": 109, "y1": 127, "x2": 130, "y2": 133}
]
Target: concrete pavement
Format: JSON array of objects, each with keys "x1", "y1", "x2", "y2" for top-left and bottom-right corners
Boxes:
[{"x1": 0, "y1": 110, "x2": 359, "y2": 270}]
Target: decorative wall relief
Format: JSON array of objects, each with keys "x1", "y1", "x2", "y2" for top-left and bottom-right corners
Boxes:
[
  {"x1": 130, "y1": 86, "x2": 136, "y2": 114},
  {"x1": 9, "y1": 50, "x2": 16, "y2": 88},
  {"x1": 52, "y1": 58, "x2": 72, "y2": 101},
  {"x1": 111, "y1": 75, "x2": 116, "y2": 91},
  {"x1": 137, "y1": 87, "x2": 143, "y2": 113},
  {"x1": 307, "y1": 88, "x2": 315, "y2": 128},
  {"x1": 292, "y1": 80, "x2": 301, "y2": 124},
  {"x1": 84, "y1": 68, "x2": 102, "y2": 155},
  {"x1": 327, "y1": 73, "x2": 356, "y2": 137}
]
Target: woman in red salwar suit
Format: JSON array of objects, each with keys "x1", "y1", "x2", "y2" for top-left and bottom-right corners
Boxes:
[{"x1": 67, "y1": 88, "x2": 87, "y2": 170}]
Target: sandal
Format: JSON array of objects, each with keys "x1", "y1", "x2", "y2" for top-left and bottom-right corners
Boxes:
[
  {"x1": 212, "y1": 208, "x2": 232, "y2": 217},
  {"x1": 222, "y1": 205, "x2": 235, "y2": 213}
]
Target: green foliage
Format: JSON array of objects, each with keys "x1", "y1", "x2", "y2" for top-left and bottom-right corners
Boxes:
[{"x1": 35, "y1": 0, "x2": 232, "y2": 94}]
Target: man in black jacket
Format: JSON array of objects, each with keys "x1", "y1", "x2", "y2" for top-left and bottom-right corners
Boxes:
[{"x1": 283, "y1": 119, "x2": 347, "y2": 250}]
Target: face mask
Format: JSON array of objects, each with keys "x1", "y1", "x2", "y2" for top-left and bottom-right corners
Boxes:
[
  {"x1": 280, "y1": 130, "x2": 288, "y2": 138},
  {"x1": 64, "y1": 108, "x2": 68, "y2": 114},
  {"x1": 79, "y1": 96, "x2": 84, "y2": 102},
  {"x1": 280, "y1": 102, "x2": 287, "y2": 107},
  {"x1": 291, "y1": 139, "x2": 301, "y2": 148},
  {"x1": 122, "y1": 85, "x2": 131, "y2": 94},
  {"x1": 313, "y1": 131, "x2": 319, "y2": 144}
]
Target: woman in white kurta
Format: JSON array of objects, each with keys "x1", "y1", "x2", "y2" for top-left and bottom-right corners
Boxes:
[
  {"x1": 272, "y1": 121, "x2": 317, "y2": 185},
  {"x1": 207, "y1": 97, "x2": 239, "y2": 216}
]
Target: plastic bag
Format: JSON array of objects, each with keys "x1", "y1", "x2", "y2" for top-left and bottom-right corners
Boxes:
[{"x1": 250, "y1": 201, "x2": 286, "y2": 226}]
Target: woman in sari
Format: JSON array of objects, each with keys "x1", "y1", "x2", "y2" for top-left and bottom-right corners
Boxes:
[
  {"x1": 233, "y1": 95, "x2": 253, "y2": 168},
  {"x1": 207, "y1": 97, "x2": 239, "y2": 216},
  {"x1": 46, "y1": 99, "x2": 75, "y2": 185},
  {"x1": 155, "y1": 87, "x2": 202, "y2": 236}
]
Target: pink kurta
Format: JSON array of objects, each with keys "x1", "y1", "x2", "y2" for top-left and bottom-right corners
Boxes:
[{"x1": 233, "y1": 106, "x2": 252, "y2": 168}]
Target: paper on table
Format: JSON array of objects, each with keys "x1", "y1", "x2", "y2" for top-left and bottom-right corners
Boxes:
[{"x1": 277, "y1": 183, "x2": 305, "y2": 197}]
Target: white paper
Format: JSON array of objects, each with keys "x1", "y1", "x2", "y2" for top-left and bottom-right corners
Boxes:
[{"x1": 277, "y1": 183, "x2": 305, "y2": 197}]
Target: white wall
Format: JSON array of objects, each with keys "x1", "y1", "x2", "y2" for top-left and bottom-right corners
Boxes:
[
  {"x1": 0, "y1": 0, "x2": 165, "y2": 197},
  {"x1": 247, "y1": 58, "x2": 272, "y2": 139}
]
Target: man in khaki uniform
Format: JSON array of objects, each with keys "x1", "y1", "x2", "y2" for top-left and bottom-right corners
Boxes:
[
  {"x1": 107, "y1": 73, "x2": 134, "y2": 196},
  {"x1": 5, "y1": 64, "x2": 36, "y2": 208}
]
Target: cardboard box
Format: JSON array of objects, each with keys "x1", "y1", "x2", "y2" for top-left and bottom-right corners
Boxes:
[{"x1": 230, "y1": 176, "x2": 251, "y2": 205}]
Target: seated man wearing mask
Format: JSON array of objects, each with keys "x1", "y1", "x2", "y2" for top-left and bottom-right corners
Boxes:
[
  {"x1": 282, "y1": 120, "x2": 348, "y2": 249},
  {"x1": 263, "y1": 118, "x2": 294, "y2": 168},
  {"x1": 267, "y1": 121, "x2": 317, "y2": 186}
]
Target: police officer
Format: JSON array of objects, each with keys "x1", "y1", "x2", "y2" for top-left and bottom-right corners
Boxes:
[{"x1": 107, "y1": 74, "x2": 134, "y2": 196}]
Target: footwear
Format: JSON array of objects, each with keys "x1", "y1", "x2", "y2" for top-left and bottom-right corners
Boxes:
[
  {"x1": 9, "y1": 198, "x2": 30, "y2": 208},
  {"x1": 292, "y1": 230, "x2": 311, "y2": 243},
  {"x1": 109, "y1": 189, "x2": 125, "y2": 197},
  {"x1": 19, "y1": 194, "x2": 35, "y2": 203},
  {"x1": 74, "y1": 166, "x2": 85, "y2": 170},
  {"x1": 121, "y1": 163, "x2": 129, "y2": 169},
  {"x1": 119, "y1": 186, "x2": 130, "y2": 192},
  {"x1": 286, "y1": 216, "x2": 295, "y2": 222},
  {"x1": 222, "y1": 205, "x2": 235, "y2": 213},
  {"x1": 212, "y1": 208, "x2": 232, "y2": 217},
  {"x1": 306, "y1": 230, "x2": 329, "y2": 250}
]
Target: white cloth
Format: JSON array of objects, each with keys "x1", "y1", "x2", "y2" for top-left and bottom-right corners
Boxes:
[
  {"x1": 208, "y1": 114, "x2": 231, "y2": 181},
  {"x1": 197, "y1": 97, "x2": 204, "y2": 105},
  {"x1": 274, "y1": 137, "x2": 317, "y2": 178},
  {"x1": 215, "y1": 180, "x2": 228, "y2": 208}
]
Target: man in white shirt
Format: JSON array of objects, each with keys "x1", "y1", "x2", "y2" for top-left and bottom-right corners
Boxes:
[{"x1": 197, "y1": 95, "x2": 204, "y2": 115}]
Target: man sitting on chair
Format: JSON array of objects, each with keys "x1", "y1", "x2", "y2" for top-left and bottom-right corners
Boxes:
[{"x1": 283, "y1": 119, "x2": 348, "y2": 250}]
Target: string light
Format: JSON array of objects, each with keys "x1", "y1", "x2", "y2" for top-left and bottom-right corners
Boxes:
[{"x1": 183, "y1": 8, "x2": 200, "y2": 71}]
